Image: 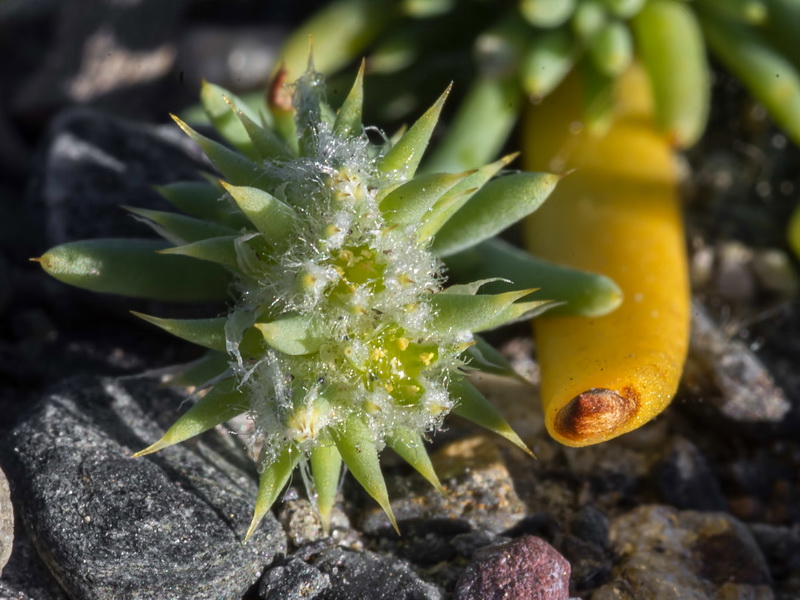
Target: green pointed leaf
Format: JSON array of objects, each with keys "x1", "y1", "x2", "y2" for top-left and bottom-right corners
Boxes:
[
  {"x1": 463, "y1": 335, "x2": 524, "y2": 380},
  {"x1": 421, "y1": 77, "x2": 521, "y2": 174},
  {"x1": 415, "y1": 188, "x2": 477, "y2": 244},
  {"x1": 380, "y1": 170, "x2": 475, "y2": 226},
  {"x1": 159, "y1": 235, "x2": 242, "y2": 272},
  {"x1": 124, "y1": 206, "x2": 239, "y2": 245},
  {"x1": 449, "y1": 376, "x2": 533, "y2": 456},
  {"x1": 132, "y1": 313, "x2": 263, "y2": 356},
  {"x1": 427, "y1": 288, "x2": 538, "y2": 334},
  {"x1": 333, "y1": 61, "x2": 365, "y2": 138},
  {"x1": 331, "y1": 416, "x2": 398, "y2": 533},
  {"x1": 245, "y1": 446, "x2": 301, "y2": 542},
  {"x1": 201, "y1": 80, "x2": 260, "y2": 160},
  {"x1": 476, "y1": 297, "x2": 554, "y2": 332},
  {"x1": 254, "y1": 315, "x2": 325, "y2": 355},
  {"x1": 385, "y1": 428, "x2": 443, "y2": 492},
  {"x1": 170, "y1": 350, "x2": 231, "y2": 388},
  {"x1": 443, "y1": 238, "x2": 623, "y2": 318},
  {"x1": 171, "y1": 115, "x2": 275, "y2": 188},
  {"x1": 319, "y1": 99, "x2": 337, "y2": 129},
  {"x1": 432, "y1": 172, "x2": 560, "y2": 257},
  {"x1": 418, "y1": 154, "x2": 516, "y2": 242},
  {"x1": 37, "y1": 239, "x2": 232, "y2": 302},
  {"x1": 378, "y1": 85, "x2": 450, "y2": 179},
  {"x1": 310, "y1": 443, "x2": 343, "y2": 533},
  {"x1": 156, "y1": 181, "x2": 250, "y2": 230},
  {"x1": 220, "y1": 182, "x2": 302, "y2": 244},
  {"x1": 231, "y1": 100, "x2": 293, "y2": 160},
  {"x1": 293, "y1": 69, "x2": 329, "y2": 156},
  {"x1": 133, "y1": 378, "x2": 248, "y2": 457},
  {"x1": 440, "y1": 278, "x2": 508, "y2": 295},
  {"x1": 389, "y1": 124, "x2": 407, "y2": 146}
]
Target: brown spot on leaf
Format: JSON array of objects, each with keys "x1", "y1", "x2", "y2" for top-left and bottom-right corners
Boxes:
[{"x1": 554, "y1": 387, "x2": 639, "y2": 444}]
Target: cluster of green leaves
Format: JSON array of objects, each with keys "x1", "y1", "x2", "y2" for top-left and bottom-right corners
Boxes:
[
  {"x1": 280, "y1": 0, "x2": 800, "y2": 172},
  {"x1": 38, "y1": 65, "x2": 621, "y2": 539}
]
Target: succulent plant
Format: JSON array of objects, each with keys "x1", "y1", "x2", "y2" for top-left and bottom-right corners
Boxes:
[
  {"x1": 280, "y1": 0, "x2": 800, "y2": 173},
  {"x1": 38, "y1": 64, "x2": 566, "y2": 539}
]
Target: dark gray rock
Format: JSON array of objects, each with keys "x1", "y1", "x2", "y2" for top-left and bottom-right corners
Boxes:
[
  {"x1": 259, "y1": 556, "x2": 329, "y2": 600},
  {"x1": 569, "y1": 505, "x2": 609, "y2": 548},
  {"x1": 2, "y1": 375, "x2": 285, "y2": 600},
  {"x1": 559, "y1": 534, "x2": 610, "y2": 592},
  {"x1": 395, "y1": 519, "x2": 472, "y2": 566},
  {"x1": 454, "y1": 536, "x2": 570, "y2": 600},
  {"x1": 654, "y1": 437, "x2": 727, "y2": 511},
  {"x1": 449, "y1": 530, "x2": 507, "y2": 559},
  {"x1": 563, "y1": 506, "x2": 612, "y2": 591},
  {"x1": 39, "y1": 108, "x2": 209, "y2": 247},
  {"x1": 13, "y1": 0, "x2": 185, "y2": 118},
  {"x1": 312, "y1": 547, "x2": 443, "y2": 600}
]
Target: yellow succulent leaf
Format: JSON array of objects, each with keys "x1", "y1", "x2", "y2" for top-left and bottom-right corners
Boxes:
[{"x1": 523, "y1": 64, "x2": 690, "y2": 447}]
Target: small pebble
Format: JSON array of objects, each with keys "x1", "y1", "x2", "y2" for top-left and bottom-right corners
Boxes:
[
  {"x1": 454, "y1": 536, "x2": 570, "y2": 600},
  {"x1": 593, "y1": 505, "x2": 772, "y2": 600}
]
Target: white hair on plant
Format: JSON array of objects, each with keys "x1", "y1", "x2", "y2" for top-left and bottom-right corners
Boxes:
[{"x1": 213, "y1": 66, "x2": 453, "y2": 478}]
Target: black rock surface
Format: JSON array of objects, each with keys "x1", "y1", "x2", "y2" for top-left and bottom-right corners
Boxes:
[
  {"x1": 37, "y1": 108, "x2": 209, "y2": 247},
  {"x1": 1, "y1": 375, "x2": 285, "y2": 600},
  {"x1": 258, "y1": 556, "x2": 329, "y2": 600},
  {"x1": 312, "y1": 547, "x2": 443, "y2": 600}
]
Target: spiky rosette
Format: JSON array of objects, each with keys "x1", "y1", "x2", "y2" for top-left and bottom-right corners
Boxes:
[{"x1": 38, "y1": 64, "x2": 562, "y2": 539}]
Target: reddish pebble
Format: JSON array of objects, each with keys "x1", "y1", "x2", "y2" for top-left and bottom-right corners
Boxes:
[{"x1": 454, "y1": 535, "x2": 571, "y2": 600}]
